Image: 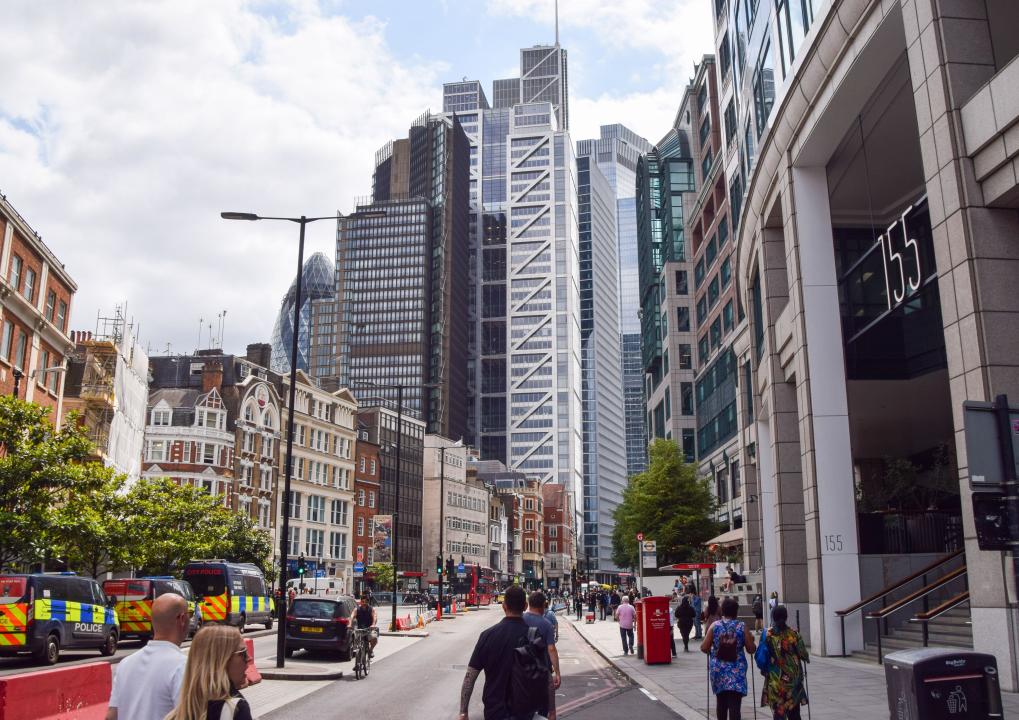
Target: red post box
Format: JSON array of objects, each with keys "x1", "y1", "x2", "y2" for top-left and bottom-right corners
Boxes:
[
  {"x1": 634, "y1": 599, "x2": 644, "y2": 659},
  {"x1": 642, "y1": 596, "x2": 673, "y2": 665}
]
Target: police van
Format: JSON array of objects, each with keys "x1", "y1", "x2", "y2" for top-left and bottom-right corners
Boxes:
[
  {"x1": 183, "y1": 561, "x2": 274, "y2": 630},
  {"x1": 102, "y1": 576, "x2": 203, "y2": 642},
  {"x1": 0, "y1": 573, "x2": 119, "y2": 665}
]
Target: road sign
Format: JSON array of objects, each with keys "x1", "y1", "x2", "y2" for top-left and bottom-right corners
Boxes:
[
  {"x1": 458, "y1": 563, "x2": 465, "y2": 573},
  {"x1": 315, "y1": 569, "x2": 325, "y2": 578},
  {"x1": 641, "y1": 540, "x2": 657, "y2": 569},
  {"x1": 636, "y1": 532, "x2": 644, "y2": 541},
  {"x1": 357, "y1": 550, "x2": 364, "y2": 563},
  {"x1": 353, "y1": 561, "x2": 364, "y2": 573}
]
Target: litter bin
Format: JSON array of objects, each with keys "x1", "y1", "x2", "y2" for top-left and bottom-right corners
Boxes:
[
  {"x1": 641, "y1": 596, "x2": 673, "y2": 665},
  {"x1": 884, "y1": 648, "x2": 1003, "y2": 719}
]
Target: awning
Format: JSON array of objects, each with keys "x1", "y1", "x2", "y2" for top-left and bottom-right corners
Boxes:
[{"x1": 704, "y1": 527, "x2": 744, "y2": 547}]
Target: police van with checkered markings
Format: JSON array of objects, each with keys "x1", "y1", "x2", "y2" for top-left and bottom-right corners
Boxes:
[
  {"x1": 0, "y1": 573, "x2": 118, "y2": 665},
  {"x1": 183, "y1": 561, "x2": 273, "y2": 630}
]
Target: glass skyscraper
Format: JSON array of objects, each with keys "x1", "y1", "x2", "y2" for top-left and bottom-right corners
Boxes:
[
  {"x1": 270, "y1": 252, "x2": 337, "y2": 378},
  {"x1": 577, "y1": 125, "x2": 652, "y2": 478}
]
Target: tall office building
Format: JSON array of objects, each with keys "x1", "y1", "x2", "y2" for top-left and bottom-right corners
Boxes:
[
  {"x1": 336, "y1": 113, "x2": 470, "y2": 441},
  {"x1": 442, "y1": 41, "x2": 582, "y2": 542},
  {"x1": 270, "y1": 252, "x2": 337, "y2": 378},
  {"x1": 577, "y1": 125, "x2": 652, "y2": 477},
  {"x1": 576, "y1": 154, "x2": 626, "y2": 580}
]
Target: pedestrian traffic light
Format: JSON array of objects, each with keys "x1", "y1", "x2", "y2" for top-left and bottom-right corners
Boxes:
[
  {"x1": 297, "y1": 555, "x2": 307, "y2": 576},
  {"x1": 436, "y1": 554, "x2": 444, "y2": 575}
]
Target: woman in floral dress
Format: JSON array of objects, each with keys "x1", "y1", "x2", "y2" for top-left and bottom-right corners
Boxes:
[
  {"x1": 760, "y1": 605, "x2": 809, "y2": 719},
  {"x1": 701, "y1": 597, "x2": 756, "y2": 720}
]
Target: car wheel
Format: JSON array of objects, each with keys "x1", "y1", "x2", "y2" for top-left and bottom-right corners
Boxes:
[
  {"x1": 338, "y1": 645, "x2": 352, "y2": 662},
  {"x1": 100, "y1": 631, "x2": 118, "y2": 657},
  {"x1": 238, "y1": 613, "x2": 247, "y2": 630},
  {"x1": 264, "y1": 615, "x2": 273, "y2": 630},
  {"x1": 33, "y1": 634, "x2": 59, "y2": 665},
  {"x1": 284, "y1": 647, "x2": 294, "y2": 658}
]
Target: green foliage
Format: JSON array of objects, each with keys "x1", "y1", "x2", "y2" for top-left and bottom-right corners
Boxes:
[
  {"x1": 0, "y1": 399, "x2": 111, "y2": 569},
  {"x1": 213, "y1": 511, "x2": 275, "y2": 580},
  {"x1": 611, "y1": 438, "x2": 722, "y2": 569},
  {"x1": 368, "y1": 562, "x2": 394, "y2": 592},
  {"x1": 51, "y1": 473, "x2": 131, "y2": 578}
]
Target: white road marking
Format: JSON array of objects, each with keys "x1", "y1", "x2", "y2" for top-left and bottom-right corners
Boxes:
[{"x1": 640, "y1": 687, "x2": 659, "y2": 702}]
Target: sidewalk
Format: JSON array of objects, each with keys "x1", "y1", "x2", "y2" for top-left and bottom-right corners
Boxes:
[{"x1": 568, "y1": 614, "x2": 1019, "y2": 719}]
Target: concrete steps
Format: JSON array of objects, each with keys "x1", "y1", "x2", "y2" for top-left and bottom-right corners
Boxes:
[{"x1": 850, "y1": 604, "x2": 972, "y2": 663}]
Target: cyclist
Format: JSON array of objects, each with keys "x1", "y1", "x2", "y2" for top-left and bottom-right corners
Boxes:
[{"x1": 354, "y1": 595, "x2": 378, "y2": 658}]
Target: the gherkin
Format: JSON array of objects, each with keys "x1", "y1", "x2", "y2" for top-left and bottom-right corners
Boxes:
[{"x1": 270, "y1": 252, "x2": 335, "y2": 376}]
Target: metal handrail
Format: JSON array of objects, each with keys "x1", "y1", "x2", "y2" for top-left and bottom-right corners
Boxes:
[
  {"x1": 835, "y1": 550, "x2": 964, "y2": 658},
  {"x1": 908, "y1": 590, "x2": 971, "y2": 649},
  {"x1": 866, "y1": 567, "x2": 967, "y2": 664}
]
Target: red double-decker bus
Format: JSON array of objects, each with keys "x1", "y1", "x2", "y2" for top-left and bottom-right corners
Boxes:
[{"x1": 449, "y1": 564, "x2": 494, "y2": 606}]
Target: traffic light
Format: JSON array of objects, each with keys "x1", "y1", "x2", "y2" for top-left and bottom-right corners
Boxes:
[
  {"x1": 446, "y1": 556, "x2": 455, "y2": 579},
  {"x1": 436, "y1": 555, "x2": 444, "y2": 575},
  {"x1": 297, "y1": 554, "x2": 307, "y2": 577}
]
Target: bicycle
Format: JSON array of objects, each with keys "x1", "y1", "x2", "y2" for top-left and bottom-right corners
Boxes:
[{"x1": 352, "y1": 627, "x2": 373, "y2": 679}]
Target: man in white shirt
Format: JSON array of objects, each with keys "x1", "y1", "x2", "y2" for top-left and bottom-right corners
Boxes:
[{"x1": 106, "y1": 592, "x2": 189, "y2": 720}]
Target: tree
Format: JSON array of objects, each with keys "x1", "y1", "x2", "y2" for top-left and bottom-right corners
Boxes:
[
  {"x1": 50, "y1": 473, "x2": 131, "y2": 578},
  {"x1": 123, "y1": 478, "x2": 232, "y2": 575},
  {"x1": 0, "y1": 398, "x2": 111, "y2": 570},
  {"x1": 368, "y1": 562, "x2": 394, "y2": 592},
  {"x1": 611, "y1": 438, "x2": 721, "y2": 569},
  {"x1": 213, "y1": 511, "x2": 274, "y2": 579}
]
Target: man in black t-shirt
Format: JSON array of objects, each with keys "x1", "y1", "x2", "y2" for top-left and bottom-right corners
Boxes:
[
  {"x1": 354, "y1": 595, "x2": 377, "y2": 656},
  {"x1": 458, "y1": 585, "x2": 554, "y2": 720}
]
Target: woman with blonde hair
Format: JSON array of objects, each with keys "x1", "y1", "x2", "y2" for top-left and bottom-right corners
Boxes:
[{"x1": 165, "y1": 625, "x2": 252, "y2": 720}]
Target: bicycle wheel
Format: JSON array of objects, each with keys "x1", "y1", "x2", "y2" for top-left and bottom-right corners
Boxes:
[
  {"x1": 364, "y1": 643, "x2": 371, "y2": 677},
  {"x1": 354, "y1": 646, "x2": 363, "y2": 680}
]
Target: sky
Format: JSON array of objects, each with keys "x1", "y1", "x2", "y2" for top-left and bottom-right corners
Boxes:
[{"x1": 0, "y1": 0, "x2": 712, "y2": 357}]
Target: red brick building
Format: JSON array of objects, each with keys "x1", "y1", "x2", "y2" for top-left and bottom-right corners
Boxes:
[
  {"x1": 352, "y1": 430, "x2": 380, "y2": 593},
  {"x1": 541, "y1": 483, "x2": 575, "y2": 592},
  {"x1": 0, "y1": 194, "x2": 76, "y2": 423}
]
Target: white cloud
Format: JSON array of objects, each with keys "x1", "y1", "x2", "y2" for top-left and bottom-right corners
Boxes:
[
  {"x1": 0, "y1": 0, "x2": 444, "y2": 355},
  {"x1": 486, "y1": 0, "x2": 714, "y2": 143}
]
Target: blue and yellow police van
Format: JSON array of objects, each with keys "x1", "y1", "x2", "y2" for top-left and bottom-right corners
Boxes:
[
  {"x1": 183, "y1": 560, "x2": 274, "y2": 630},
  {"x1": 0, "y1": 573, "x2": 119, "y2": 665}
]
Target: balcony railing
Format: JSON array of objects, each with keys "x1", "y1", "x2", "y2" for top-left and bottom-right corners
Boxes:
[{"x1": 858, "y1": 511, "x2": 963, "y2": 555}]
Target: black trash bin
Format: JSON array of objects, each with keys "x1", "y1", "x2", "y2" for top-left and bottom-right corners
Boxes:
[{"x1": 884, "y1": 648, "x2": 1003, "y2": 719}]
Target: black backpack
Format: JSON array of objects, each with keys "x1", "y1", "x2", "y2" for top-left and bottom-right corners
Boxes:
[
  {"x1": 715, "y1": 621, "x2": 741, "y2": 662},
  {"x1": 507, "y1": 627, "x2": 550, "y2": 716}
]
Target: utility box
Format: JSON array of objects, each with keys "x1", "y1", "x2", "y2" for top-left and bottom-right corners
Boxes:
[
  {"x1": 884, "y1": 648, "x2": 1003, "y2": 719},
  {"x1": 641, "y1": 596, "x2": 673, "y2": 665}
]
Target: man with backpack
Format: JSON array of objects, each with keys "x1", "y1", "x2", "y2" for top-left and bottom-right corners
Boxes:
[{"x1": 458, "y1": 585, "x2": 555, "y2": 720}]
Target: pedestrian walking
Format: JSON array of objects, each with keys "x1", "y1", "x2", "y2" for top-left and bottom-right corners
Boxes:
[
  {"x1": 758, "y1": 606, "x2": 809, "y2": 720},
  {"x1": 675, "y1": 596, "x2": 696, "y2": 652},
  {"x1": 458, "y1": 585, "x2": 554, "y2": 720},
  {"x1": 752, "y1": 594, "x2": 764, "y2": 631},
  {"x1": 598, "y1": 590, "x2": 609, "y2": 621},
  {"x1": 106, "y1": 593, "x2": 189, "y2": 720},
  {"x1": 615, "y1": 596, "x2": 637, "y2": 655},
  {"x1": 692, "y1": 591, "x2": 704, "y2": 639},
  {"x1": 164, "y1": 625, "x2": 252, "y2": 720},
  {"x1": 701, "y1": 597, "x2": 756, "y2": 720},
  {"x1": 574, "y1": 592, "x2": 583, "y2": 620},
  {"x1": 703, "y1": 595, "x2": 722, "y2": 628}
]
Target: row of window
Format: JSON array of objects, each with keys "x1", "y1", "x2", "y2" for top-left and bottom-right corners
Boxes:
[
  {"x1": 287, "y1": 493, "x2": 349, "y2": 526},
  {"x1": 286, "y1": 526, "x2": 348, "y2": 560}
]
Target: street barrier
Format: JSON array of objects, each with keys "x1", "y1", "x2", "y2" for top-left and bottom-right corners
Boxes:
[
  {"x1": 0, "y1": 662, "x2": 111, "y2": 720},
  {"x1": 243, "y1": 637, "x2": 261, "y2": 686}
]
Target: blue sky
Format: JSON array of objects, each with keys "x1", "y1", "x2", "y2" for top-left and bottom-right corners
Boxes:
[{"x1": 0, "y1": 0, "x2": 712, "y2": 354}]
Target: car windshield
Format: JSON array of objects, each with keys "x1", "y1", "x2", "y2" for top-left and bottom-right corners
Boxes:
[
  {"x1": 103, "y1": 580, "x2": 150, "y2": 601},
  {"x1": 183, "y1": 568, "x2": 227, "y2": 597},
  {"x1": 291, "y1": 600, "x2": 338, "y2": 620},
  {"x1": 0, "y1": 577, "x2": 27, "y2": 604}
]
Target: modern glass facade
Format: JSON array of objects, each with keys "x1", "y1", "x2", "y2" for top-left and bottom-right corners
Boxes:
[
  {"x1": 577, "y1": 154, "x2": 627, "y2": 575},
  {"x1": 270, "y1": 252, "x2": 337, "y2": 378}
]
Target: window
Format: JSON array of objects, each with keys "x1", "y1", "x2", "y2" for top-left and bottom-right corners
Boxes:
[
  {"x1": 777, "y1": 0, "x2": 812, "y2": 76},
  {"x1": 357, "y1": 517, "x2": 365, "y2": 537},
  {"x1": 701, "y1": 148, "x2": 713, "y2": 179},
  {"x1": 202, "y1": 443, "x2": 216, "y2": 464},
  {"x1": 329, "y1": 531, "x2": 347, "y2": 560},
  {"x1": 710, "y1": 318, "x2": 722, "y2": 349},
  {"x1": 699, "y1": 116, "x2": 711, "y2": 147},
  {"x1": 8, "y1": 256, "x2": 21, "y2": 290},
  {"x1": 718, "y1": 217, "x2": 730, "y2": 246},
  {"x1": 724, "y1": 101, "x2": 737, "y2": 149},
  {"x1": 357, "y1": 489, "x2": 365, "y2": 506},
  {"x1": 289, "y1": 492, "x2": 302, "y2": 519},
  {"x1": 664, "y1": 387, "x2": 671, "y2": 420},
  {"x1": 679, "y1": 344, "x2": 693, "y2": 370},
  {"x1": 682, "y1": 429, "x2": 696, "y2": 461},
  {"x1": 359, "y1": 457, "x2": 366, "y2": 472},
  {"x1": 753, "y1": 40, "x2": 776, "y2": 138},
  {"x1": 752, "y1": 268, "x2": 765, "y2": 362},
  {"x1": 696, "y1": 296, "x2": 708, "y2": 324},
  {"x1": 698, "y1": 336, "x2": 710, "y2": 365},
  {"x1": 368, "y1": 491, "x2": 375, "y2": 508},
  {"x1": 37, "y1": 349, "x2": 48, "y2": 386},
  {"x1": 22, "y1": 268, "x2": 35, "y2": 303},
  {"x1": 729, "y1": 174, "x2": 744, "y2": 229},
  {"x1": 152, "y1": 408, "x2": 171, "y2": 426},
  {"x1": 330, "y1": 499, "x2": 348, "y2": 526},
  {"x1": 147, "y1": 440, "x2": 167, "y2": 462},
  {"x1": 305, "y1": 528, "x2": 324, "y2": 558},
  {"x1": 723, "y1": 300, "x2": 735, "y2": 333},
  {"x1": 682, "y1": 382, "x2": 695, "y2": 416},
  {"x1": 676, "y1": 306, "x2": 690, "y2": 332},
  {"x1": 57, "y1": 300, "x2": 67, "y2": 332},
  {"x1": 240, "y1": 464, "x2": 253, "y2": 487},
  {"x1": 695, "y1": 259, "x2": 706, "y2": 288},
  {"x1": 1, "y1": 321, "x2": 12, "y2": 361},
  {"x1": 307, "y1": 495, "x2": 325, "y2": 523},
  {"x1": 706, "y1": 237, "x2": 718, "y2": 267},
  {"x1": 13, "y1": 331, "x2": 26, "y2": 371},
  {"x1": 720, "y1": 257, "x2": 732, "y2": 288},
  {"x1": 370, "y1": 460, "x2": 376, "y2": 475},
  {"x1": 708, "y1": 276, "x2": 720, "y2": 308},
  {"x1": 288, "y1": 526, "x2": 301, "y2": 556},
  {"x1": 674, "y1": 270, "x2": 688, "y2": 295}
]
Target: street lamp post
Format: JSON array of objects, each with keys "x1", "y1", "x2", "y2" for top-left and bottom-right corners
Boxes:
[{"x1": 221, "y1": 209, "x2": 384, "y2": 668}]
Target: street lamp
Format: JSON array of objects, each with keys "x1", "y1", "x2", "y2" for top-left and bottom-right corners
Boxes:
[
  {"x1": 424, "y1": 437, "x2": 463, "y2": 620},
  {"x1": 352, "y1": 379, "x2": 438, "y2": 631},
  {"x1": 221, "y1": 208, "x2": 384, "y2": 668}
]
